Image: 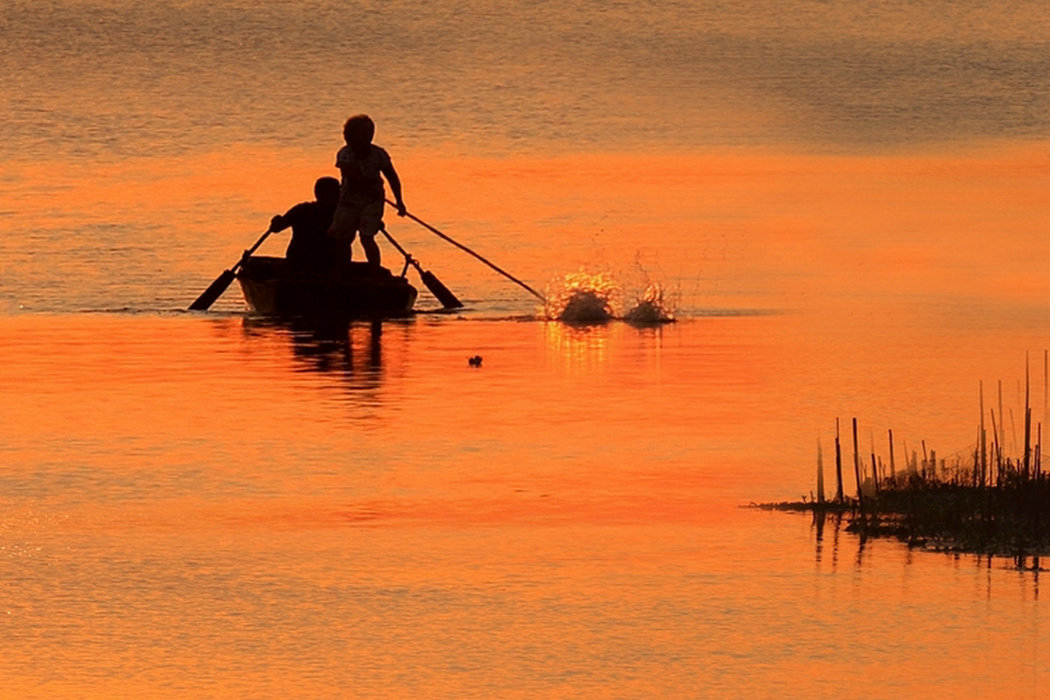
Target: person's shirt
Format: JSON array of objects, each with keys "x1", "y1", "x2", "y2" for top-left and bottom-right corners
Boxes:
[
  {"x1": 277, "y1": 201, "x2": 339, "y2": 269},
  {"x1": 335, "y1": 144, "x2": 391, "y2": 202}
]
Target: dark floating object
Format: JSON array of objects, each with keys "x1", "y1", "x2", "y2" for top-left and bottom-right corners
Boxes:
[
  {"x1": 468, "y1": 355, "x2": 483, "y2": 367},
  {"x1": 237, "y1": 256, "x2": 417, "y2": 317},
  {"x1": 192, "y1": 223, "x2": 461, "y2": 315},
  {"x1": 558, "y1": 290, "x2": 614, "y2": 324}
]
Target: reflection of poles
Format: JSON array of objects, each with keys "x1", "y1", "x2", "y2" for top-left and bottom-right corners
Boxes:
[
  {"x1": 856, "y1": 528, "x2": 867, "y2": 568},
  {"x1": 813, "y1": 510, "x2": 826, "y2": 566},
  {"x1": 831, "y1": 512, "x2": 843, "y2": 571}
]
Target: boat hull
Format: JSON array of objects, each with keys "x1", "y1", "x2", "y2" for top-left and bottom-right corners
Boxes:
[{"x1": 236, "y1": 256, "x2": 417, "y2": 317}]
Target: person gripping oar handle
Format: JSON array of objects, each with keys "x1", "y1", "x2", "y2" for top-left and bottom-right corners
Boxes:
[
  {"x1": 189, "y1": 229, "x2": 273, "y2": 311},
  {"x1": 387, "y1": 199, "x2": 546, "y2": 303}
]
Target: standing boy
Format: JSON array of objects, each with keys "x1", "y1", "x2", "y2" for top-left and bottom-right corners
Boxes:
[{"x1": 327, "y1": 115, "x2": 407, "y2": 269}]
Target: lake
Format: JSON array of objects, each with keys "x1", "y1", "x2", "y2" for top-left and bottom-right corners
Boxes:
[{"x1": 3, "y1": 0, "x2": 1050, "y2": 696}]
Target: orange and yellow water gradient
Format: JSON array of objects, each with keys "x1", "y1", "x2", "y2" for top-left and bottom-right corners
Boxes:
[
  {"x1": 3, "y1": 140, "x2": 1050, "y2": 695},
  {"x1": 9, "y1": 140, "x2": 1049, "y2": 316}
]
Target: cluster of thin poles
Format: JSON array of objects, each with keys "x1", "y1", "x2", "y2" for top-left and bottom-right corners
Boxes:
[{"x1": 815, "y1": 351, "x2": 1050, "y2": 507}]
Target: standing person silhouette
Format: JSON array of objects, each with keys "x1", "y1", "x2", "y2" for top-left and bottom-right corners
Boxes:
[{"x1": 327, "y1": 115, "x2": 407, "y2": 270}]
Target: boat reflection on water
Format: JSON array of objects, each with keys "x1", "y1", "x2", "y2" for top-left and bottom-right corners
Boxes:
[{"x1": 240, "y1": 315, "x2": 390, "y2": 389}]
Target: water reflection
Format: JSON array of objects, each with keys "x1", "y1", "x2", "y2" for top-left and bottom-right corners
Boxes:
[
  {"x1": 810, "y1": 509, "x2": 1045, "y2": 598},
  {"x1": 544, "y1": 319, "x2": 611, "y2": 370},
  {"x1": 241, "y1": 316, "x2": 388, "y2": 390},
  {"x1": 812, "y1": 509, "x2": 847, "y2": 571},
  {"x1": 543, "y1": 318, "x2": 670, "y2": 372}
]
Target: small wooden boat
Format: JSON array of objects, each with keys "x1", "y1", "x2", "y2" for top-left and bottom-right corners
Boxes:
[{"x1": 236, "y1": 256, "x2": 417, "y2": 317}]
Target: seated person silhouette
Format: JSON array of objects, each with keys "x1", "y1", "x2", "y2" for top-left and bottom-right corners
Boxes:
[{"x1": 268, "y1": 177, "x2": 345, "y2": 275}]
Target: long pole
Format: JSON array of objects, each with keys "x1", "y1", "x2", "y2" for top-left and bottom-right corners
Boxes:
[
  {"x1": 853, "y1": 418, "x2": 864, "y2": 509},
  {"x1": 1026, "y1": 354, "x2": 1032, "y2": 478},
  {"x1": 390, "y1": 201, "x2": 546, "y2": 303},
  {"x1": 816, "y1": 438, "x2": 825, "y2": 504},
  {"x1": 980, "y1": 381, "x2": 986, "y2": 487},
  {"x1": 835, "y1": 418, "x2": 844, "y2": 502},
  {"x1": 888, "y1": 429, "x2": 896, "y2": 478}
]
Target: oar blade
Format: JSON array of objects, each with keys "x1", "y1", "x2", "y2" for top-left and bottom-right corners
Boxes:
[
  {"x1": 189, "y1": 269, "x2": 236, "y2": 311},
  {"x1": 420, "y1": 270, "x2": 463, "y2": 309}
]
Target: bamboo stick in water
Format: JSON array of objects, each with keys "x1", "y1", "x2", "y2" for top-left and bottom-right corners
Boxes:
[
  {"x1": 835, "y1": 418, "x2": 844, "y2": 503},
  {"x1": 852, "y1": 418, "x2": 864, "y2": 508},
  {"x1": 817, "y1": 438, "x2": 826, "y2": 504},
  {"x1": 1025, "y1": 355, "x2": 1032, "y2": 478},
  {"x1": 888, "y1": 429, "x2": 895, "y2": 478}
]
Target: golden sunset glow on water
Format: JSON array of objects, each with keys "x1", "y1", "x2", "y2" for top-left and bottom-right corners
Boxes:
[{"x1": 4, "y1": 0, "x2": 1050, "y2": 696}]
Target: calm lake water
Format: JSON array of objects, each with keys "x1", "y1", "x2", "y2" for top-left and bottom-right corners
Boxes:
[{"x1": 3, "y1": 0, "x2": 1050, "y2": 696}]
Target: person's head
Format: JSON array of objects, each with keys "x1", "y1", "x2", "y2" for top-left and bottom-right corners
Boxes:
[
  {"x1": 314, "y1": 176, "x2": 340, "y2": 205},
  {"x1": 343, "y1": 114, "x2": 375, "y2": 152}
]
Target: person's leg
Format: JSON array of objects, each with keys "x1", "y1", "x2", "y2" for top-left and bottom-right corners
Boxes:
[
  {"x1": 358, "y1": 200, "x2": 385, "y2": 268},
  {"x1": 328, "y1": 202, "x2": 362, "y2": 276},
  {"x1": 327, "y1": 203, "x2": 358, "y2": 243},
  {"x1": 360, "y1": 233, "x2": 381, "y2": 267}
]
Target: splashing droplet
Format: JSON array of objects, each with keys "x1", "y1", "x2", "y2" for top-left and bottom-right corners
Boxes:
[
  {"x1": 623, "y1": 283, "x2": 676, "y2": 324},
  {"x1": 545, "y1": 270, "x2": 617, "y2": 323}
]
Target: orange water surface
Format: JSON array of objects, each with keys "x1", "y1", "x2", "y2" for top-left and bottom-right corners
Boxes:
[
  {"x1": 4, "y1": 1, "x2": 1050, "y2": 692},
  {"x1": 4, "y1": 138, "x2": 1050, "y2": 694}
]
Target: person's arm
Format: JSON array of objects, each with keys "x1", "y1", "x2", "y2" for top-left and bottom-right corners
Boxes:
[
  {"x1": 381, "y1": 161, "x2": 407, "y2": 216},
  {"x1": 269, "y1": 214, "x2": 289, "y2": 233},
  {"x1": 269, "y1": 203, "x2": 303, "y2": 233}
]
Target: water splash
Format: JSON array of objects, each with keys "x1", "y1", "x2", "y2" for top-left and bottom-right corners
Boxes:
[
  {"x1": 545, "y1": 270, "x2": 618, "y2": 323},
  {"x1": 623, "y1": 282, "x2": 676, "y2": 325},
  {"x1": 545, "y1": 270, "x2": 677, "y2": 324}
]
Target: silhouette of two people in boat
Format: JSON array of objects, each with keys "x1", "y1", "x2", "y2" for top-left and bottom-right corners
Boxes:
[{"x1": 269, "y1": 114, "x2": 406, "y2": 278}]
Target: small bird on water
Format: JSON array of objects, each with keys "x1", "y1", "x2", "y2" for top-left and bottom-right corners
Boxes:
[{"x1": 468, "y1": 355, "x2": 483, "y2": 367}]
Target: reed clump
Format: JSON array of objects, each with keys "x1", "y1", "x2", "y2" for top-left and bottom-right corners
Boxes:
[
  {"x1": 757, "y1": 458, "x2": 1050, "y2": 559},
  {"x1": 757, "y1": 354, "x2": 1050, "y2": 563},
  {"x1": 855, "y1": 467, "x2": 1050, "y2": 555}
]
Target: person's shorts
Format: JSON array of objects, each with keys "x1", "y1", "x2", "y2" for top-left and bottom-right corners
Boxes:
[{"x1": 328, "y1": 198, "x2": 383, "y2": 240}]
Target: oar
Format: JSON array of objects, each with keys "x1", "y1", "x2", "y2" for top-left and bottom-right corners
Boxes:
[
  {"x1": 189, "y1": 229, "x2": 272, "y2": 311},
  {"x1": 380, "y1": 227, "x2": 463, "y2": 309},
  {"x1": 387, "y1": 199, "x2": 546, "y2": 303}
]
